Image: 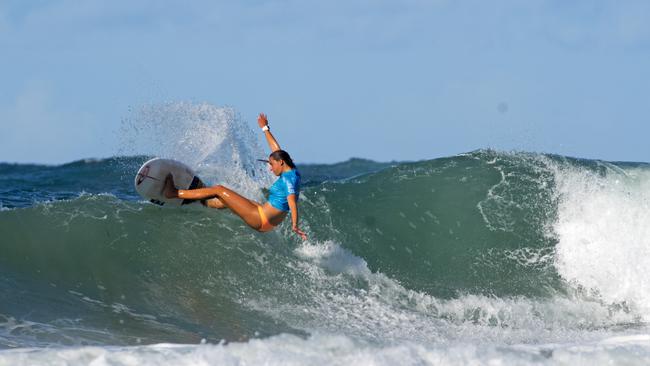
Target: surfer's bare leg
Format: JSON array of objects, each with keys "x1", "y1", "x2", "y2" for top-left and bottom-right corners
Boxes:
[
  {"x1": 199, "y1": 185, "x2": 262, "y2": 229},
  {"x1": 164, "y1": 176, "x2": 262, "y2": 229},
  {"x1": 162, "y1": 175, "x2": 226, "y2": 209}
]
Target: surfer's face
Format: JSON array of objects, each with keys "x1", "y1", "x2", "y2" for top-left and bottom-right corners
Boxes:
[{"x1": 268, "y1": 158, "x2": 284, "y2": 176}]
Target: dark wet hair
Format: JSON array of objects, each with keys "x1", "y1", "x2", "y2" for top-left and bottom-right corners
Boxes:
[{"x1": 269, "y1": 150, "x2": 296, "y2": 169}]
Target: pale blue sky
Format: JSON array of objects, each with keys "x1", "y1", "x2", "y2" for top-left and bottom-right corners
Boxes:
[{"x1": 1, "y1": 1, "x2": 649, "y2": 164}]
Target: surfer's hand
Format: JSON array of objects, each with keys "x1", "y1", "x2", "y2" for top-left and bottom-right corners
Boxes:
[
  {"x1": 293, "y1": 225, "x2": 308, "y2": 240},
  {"x1": 257, "y1": 113, "x2": 269, "y2": 128}
]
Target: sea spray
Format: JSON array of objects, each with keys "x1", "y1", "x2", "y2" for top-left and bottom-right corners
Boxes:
[{"x1": 119, "y1": 102, "x2": 272, "y2": 199}]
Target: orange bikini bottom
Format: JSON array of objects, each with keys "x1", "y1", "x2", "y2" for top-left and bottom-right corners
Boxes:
[{"x1": 257, "y1": 205, "x2": 276, "y2": 232}]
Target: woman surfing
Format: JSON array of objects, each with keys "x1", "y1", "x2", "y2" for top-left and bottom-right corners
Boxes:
[{"x1": 162, "y1": 113, "x2": 308, "y2": 240}]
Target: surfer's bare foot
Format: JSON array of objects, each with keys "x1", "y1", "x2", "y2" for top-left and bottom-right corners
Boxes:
[{"x1": 162, "y1": 174, "x2": 179, "y2": 199}]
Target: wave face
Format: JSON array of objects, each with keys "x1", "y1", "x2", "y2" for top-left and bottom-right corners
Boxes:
[
  {"x1": 1, "y1": 104, "x2": 649, "y2": 363},
  {"x1": 302, "y1": 151, "x2": 561, "y2": 299}
]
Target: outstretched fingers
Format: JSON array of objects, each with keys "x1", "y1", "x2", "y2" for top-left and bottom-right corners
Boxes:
[
  {"x1": 293, "y1": 226, "x2": 308, "y2": 240},
  {"x1": 257, "y1": 113, "x2": 268, "y2": 128}
]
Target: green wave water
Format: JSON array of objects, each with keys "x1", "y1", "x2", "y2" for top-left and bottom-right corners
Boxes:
[{"x1": 303, "y1": 150, "x2": 561, "y2": 298}]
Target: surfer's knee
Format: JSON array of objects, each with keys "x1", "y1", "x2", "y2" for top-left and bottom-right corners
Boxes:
[
  {"x1": 212, "y1": 185, "x2": 230, "y2": 197},
  {"x1": 204, "y1": 198, "x2": 226, "y2": 209}
]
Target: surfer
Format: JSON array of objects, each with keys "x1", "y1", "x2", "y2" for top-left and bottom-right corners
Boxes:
[{"x1": 163, "y1": 113, "x2": 308, "y2": 240}]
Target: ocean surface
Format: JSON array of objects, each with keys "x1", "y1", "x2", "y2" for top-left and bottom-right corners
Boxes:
[{"x1": 1, "y1": 104, "x2": 650, "y2": 365}]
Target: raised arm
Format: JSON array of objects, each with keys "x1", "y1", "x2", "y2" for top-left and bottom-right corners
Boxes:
[{"x1": 257, "y1": 113, "x2": 281, "y2": 152}]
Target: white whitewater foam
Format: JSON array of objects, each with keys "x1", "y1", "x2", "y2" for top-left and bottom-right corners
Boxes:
[
  {"x1": 2, "y1": 332, "x2": 650, "y2": 366},
  {"x1": 553, "y1": 163, "x2": 650, "y2": 319},
  {"x1": 295, "y1": 240, "x2": 372, "y2": 276},
  {"x1": 247, "y1": 240, "x2": 641, "y2": 347}
]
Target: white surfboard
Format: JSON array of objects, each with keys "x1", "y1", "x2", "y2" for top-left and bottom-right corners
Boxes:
[{"x1": 134, "y1": 158, "x2": 204, "y2": 206}]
